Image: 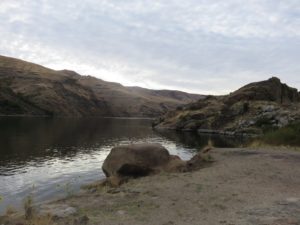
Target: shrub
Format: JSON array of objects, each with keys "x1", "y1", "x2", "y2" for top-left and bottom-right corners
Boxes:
[
  {"x1": 243, "y1": 102, "x2": 249, "y2": 113},
  {"x1": 260, "y1": 122, "x2": 300, "y2": 146},
  {"x1": 24, "y1": 195, "x2": 34, "y2": 220}
]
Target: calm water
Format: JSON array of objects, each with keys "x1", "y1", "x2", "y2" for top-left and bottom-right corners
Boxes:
[{"x1": 0, "y1": 117, "x2": 247, "y2": 214}]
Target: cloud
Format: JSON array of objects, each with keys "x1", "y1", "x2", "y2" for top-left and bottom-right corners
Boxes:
[{"x1": 0, "y1": 0, "x2": 299, "y2": 94}]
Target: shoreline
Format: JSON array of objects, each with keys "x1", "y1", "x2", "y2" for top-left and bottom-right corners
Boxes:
[
  {"x1": 153, "y1": 126, "x2": 259, "y2": 137},
  {"x1": 0, "y1": 115, "x2": 155, "y2": 120},
  {"x1": 2, "y1": 147, "x2": 300, "y2": 225}
]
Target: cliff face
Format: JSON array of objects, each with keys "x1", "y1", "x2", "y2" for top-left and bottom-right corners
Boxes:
[
  {"x1": 154, "y1": 77, "x2": 300, "y2": 135},
  {"x1": 226, "y1": 77, "x2": 299, "y2": 104},
  {"x1": 0, "y1": 55, "x2": 202, "y2": 117}
]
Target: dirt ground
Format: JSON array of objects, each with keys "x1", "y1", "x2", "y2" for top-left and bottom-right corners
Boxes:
[{"x1": 1, "y1": 147, "x2": 300, "y2": 225}]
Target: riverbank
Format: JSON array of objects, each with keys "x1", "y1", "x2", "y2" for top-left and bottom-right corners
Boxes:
[{"x1": 1, "y1": 147, "x2": 300, "y2": 225}]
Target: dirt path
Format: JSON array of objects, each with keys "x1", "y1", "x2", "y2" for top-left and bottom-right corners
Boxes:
[{"x1": 2, "y1": 147, "x2": 300, "y2": 225}]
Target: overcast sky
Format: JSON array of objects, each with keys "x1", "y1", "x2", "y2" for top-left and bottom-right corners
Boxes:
[{"x1": 0, "y1": 0, "x2": 299, "y2": 94}]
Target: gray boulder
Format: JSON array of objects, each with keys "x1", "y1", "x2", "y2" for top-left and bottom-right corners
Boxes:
[
  {"x1": 102, "y1": 143, "x2": 181, "y2": 178},
  {"x1": 102, "y1": 143, "x2": 213, "y2": 187}
]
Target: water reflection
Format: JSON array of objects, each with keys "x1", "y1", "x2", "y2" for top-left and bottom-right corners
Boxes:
[
  {"x1": 0, "y1": 118, "x2": 155, "y2": 174},
  {"x1": 0, "y1": 117, "x2": 247, "y2": 214},
  {"x1": 156, "y1": 129, "x2": 250, "y2": 150}
]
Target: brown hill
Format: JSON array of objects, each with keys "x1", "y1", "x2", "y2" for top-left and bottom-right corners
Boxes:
[
  {"x1": 226, "y1": 77, "x2": 299, "y2": 104},
  {"x1": 0, "y1": 55, "x2": 202, "y2": 117},
  {"x1": 153, "y1": 77, "x2": 300, "y2": 135}
]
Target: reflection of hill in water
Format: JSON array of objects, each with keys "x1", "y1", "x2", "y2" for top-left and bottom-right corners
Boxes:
[
  {"x1": 154, "y1": 129, "x2": 251, "y2": 150},
  {"x1": 0, "y1": 117, "x2": 251, "y2": 175},
  {"x1": 0, "y1": 117, "x2": 153, "y2": 167}
]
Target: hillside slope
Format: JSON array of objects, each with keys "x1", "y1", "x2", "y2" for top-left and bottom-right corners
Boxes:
[
  {"x1": 0, "y1": 55, "x2": 202, "y2": 117},
  {"x1": 153, "y1": 77, "x2": 300, "y2": 135}
]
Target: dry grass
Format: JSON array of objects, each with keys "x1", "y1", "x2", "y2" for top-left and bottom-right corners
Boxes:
[
  {"x1": 5, "y1": 206, "x2": 17, "y2": 216},
  {"x1": 250, "y1": 122, "x2": 300, "y2": 148},
  {"x1": 24, "y1": 214, "x2": 54, "y2": 225}
]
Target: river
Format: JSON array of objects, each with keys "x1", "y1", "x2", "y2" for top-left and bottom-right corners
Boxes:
[{"x1": 0, "y1": 117, "x2": 247, "y2": 214}]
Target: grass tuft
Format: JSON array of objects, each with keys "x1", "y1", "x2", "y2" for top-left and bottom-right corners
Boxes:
[
  {"x1": 23, "y1": 195, "x2": 34, "y2": 220},
  {"x1": 253, "y1": 122, "x2": 300, "y2": 147},
  {"x1": 26, "y1": 214, "x2": 53, "y2": 225},
  {"x1": 5, "y1": 206, "x2": 17, "y2": 216}
]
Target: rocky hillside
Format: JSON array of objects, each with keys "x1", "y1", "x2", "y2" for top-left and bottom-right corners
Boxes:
[
  {"x1": 0, "y1": 55, "x2": 202, "y2": 117},
  {"x1": 153, "y1": 77, "x2": 300, "y2": 135}
]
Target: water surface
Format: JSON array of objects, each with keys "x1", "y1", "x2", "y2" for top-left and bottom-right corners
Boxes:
[{"x1": 0, "y1": 117, "x2": 247, "y2": 214}]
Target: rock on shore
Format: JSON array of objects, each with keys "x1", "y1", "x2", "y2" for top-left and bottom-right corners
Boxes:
[
  {"x1": 102, "y1": 143, "x2": 213, "y2": 186},
  {"x1": 153, "y1": 77, "x2": 300, "y2": 136}
]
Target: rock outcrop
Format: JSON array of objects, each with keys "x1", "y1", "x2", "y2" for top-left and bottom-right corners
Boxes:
[
  {"x1": 0, "y1": 55, "x2": 202, "y2": 117},
  {"x1": 226, "y1": 77, "x2": 300, "y2": 104},
  {"x1": 102, "y1": 144, "x2": 212, "y2": 186},
  {"x1": 153, "y1": 77, "x2": 300, "y2": 135}
]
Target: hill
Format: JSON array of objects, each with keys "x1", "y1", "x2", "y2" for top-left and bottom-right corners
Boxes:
[
  {"x1": 153, "y1": 77, "x2": 300, "y2": 135},
  {"x1": 0, "y1": 55, "x2": 202, "y2": 117}
]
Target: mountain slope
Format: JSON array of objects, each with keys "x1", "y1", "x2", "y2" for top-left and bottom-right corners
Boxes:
[
  {"x1": 153, "y1": 77, "x2": 300, "y2": 135},
  {"x1": 0, "y1": 55, "x2": 202, "y2": 117}
]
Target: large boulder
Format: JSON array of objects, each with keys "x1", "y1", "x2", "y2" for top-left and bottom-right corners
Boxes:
[
  {"x1": 102, "y1": 143, "x2": 184, "y2": 178},
  {"x1": 102, "y1": 143, "x2": 213, "y2": 186}
]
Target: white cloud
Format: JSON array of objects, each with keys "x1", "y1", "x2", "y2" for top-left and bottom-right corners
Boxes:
[{"x1": 0, "y1": 0, "x2": 299, "y2": 94}]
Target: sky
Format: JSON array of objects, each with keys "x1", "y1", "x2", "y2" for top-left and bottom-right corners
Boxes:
[{"x1": 0, "y1": 0, "x2": 299, "y2": 94}]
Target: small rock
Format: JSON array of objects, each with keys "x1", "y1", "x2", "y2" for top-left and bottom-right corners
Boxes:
[
  {"x1": 117, "y1": 210, "x2": 126, "y2": 215},
  {"x1": 262, "y1": 105, "x2": 275, "y2": 112},
  {"x1": 107, "y1": 188, "x2": 122, "y2": 194},
  {"x1": 74, "y1": 215, "x2": 89, "y2": 225},
  {"x1": 162, "y1": 221, "x2": 174, "y2": 225},
  {"x1": 39, "y1": 204, "x2": 77, "y2": 218},
  {"x1": 248, "y1": 120, "x2": 256, "y2": 125},
  {"x1": 286, "y1": 197, "x2": 299, "y2": 203},
  {"x1": 277, "y1": 116, "x2": 289, "y2": 127}
]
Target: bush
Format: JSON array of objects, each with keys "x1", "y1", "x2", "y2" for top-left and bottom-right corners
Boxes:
[
  {"x1": 260, "y1": 122, "x2": 300, "y2": 146},
  {"x1": 243, "y1": 102, "x2": 249, "y2": 113}
]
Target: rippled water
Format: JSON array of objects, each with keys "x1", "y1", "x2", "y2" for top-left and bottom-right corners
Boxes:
[{"x1": 0, "y1": 117, "x2": 247, "y2": 214}]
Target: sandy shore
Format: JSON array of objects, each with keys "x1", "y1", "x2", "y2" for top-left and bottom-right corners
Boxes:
[{"x1": 1, "y1": 147, "x2": 300, "y2": 225}]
